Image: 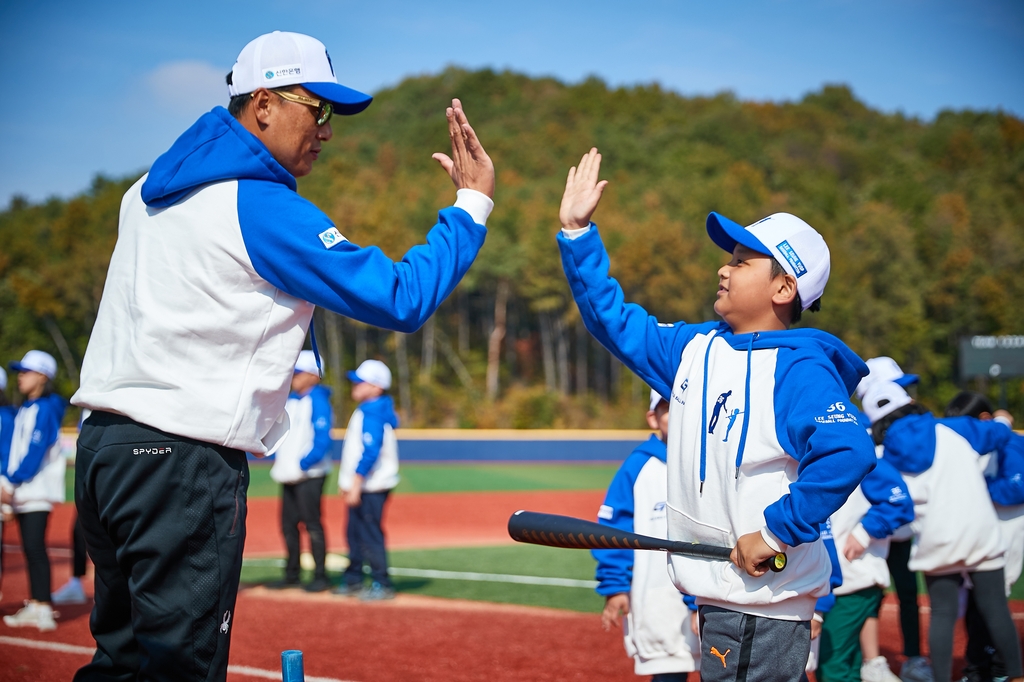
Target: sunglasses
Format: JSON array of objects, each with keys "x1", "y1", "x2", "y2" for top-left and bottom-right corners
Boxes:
[{"x1": 265, "y1": 89, "x2": 333, "y2": 126}]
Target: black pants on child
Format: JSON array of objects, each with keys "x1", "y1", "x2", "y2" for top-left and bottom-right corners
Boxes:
[
  {"x1": 281, "y1": 477, "x2": 326, "y2": 582},
  {"x1": 73, "y1": 514, "x2": 88, "y2": 578},
  {"x1": 925, "y1": 569, "x2": 1022, "y2": 682},
  {"x1": 17, "y1": 511, "x2": 52, "y2": 603},
  {"x1": 886, "y1": 538, "x2": 922, "y2": 658},
  {"x1": 343, "y1": 490, "x2": 391, "y2": 588},
  {"x1": 74, "y1": 411, "x2": 248, "y2": 682}
]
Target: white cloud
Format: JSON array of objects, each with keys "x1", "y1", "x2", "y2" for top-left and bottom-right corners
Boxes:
[{"x1": 145, "y1": 60, "x2": 229, "y2": 115}]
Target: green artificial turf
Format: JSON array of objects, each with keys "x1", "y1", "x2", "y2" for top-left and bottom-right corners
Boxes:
[
  {"x1": 241, "y1": 543, "x2": 605, "y2": 613},
  {"x1": 243, "y1": 462, "x2": 617, "y2": 497}
]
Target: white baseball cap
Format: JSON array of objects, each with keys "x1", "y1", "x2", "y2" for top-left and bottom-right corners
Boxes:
[
  {"x1": 861, "y1": 381, "x2": 913, "y2": 424},
  {"x1": 649, "y1": 389, "x2": 668, "y2": 412},
  {"x1": 855, "y1": 356, "x2": 920, "y2": 399},
  {"x1": 0, "y1": 367, "x2": 6, "y2": 391},
  {"x1": 347, "y1": 359, "x2": 392, "y2": 390},
  {"x1": 707, "y1": 212, "x2": 830, "y2": 310},
  {"x1": 9, "y1": 350, "x2": 57, "y2": 380},
  {"x1": 294, "y1": 350, "x2": 320, "y2": 375},
  {"x1": 228, "y1": 31, "x2": 372, "y2": 114}
]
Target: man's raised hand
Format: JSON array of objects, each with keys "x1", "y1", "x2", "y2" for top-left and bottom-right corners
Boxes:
[
  {"x1": 560, "y1": 148, "x2": 609, "y2": 230},
  {"x1": 432, "y1": 98, "x2": 495, "y2": 199}
]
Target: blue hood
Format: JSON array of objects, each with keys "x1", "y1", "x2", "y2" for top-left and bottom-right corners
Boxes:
[
  {"x1": 141, "y1": 107, "x2": 296, "y2": 208},
  {"x1": 883, "y1": 413, "x2": 937, "y2": 474},
  {"x1": 635, "y1": 433, "x2": 668, "y2": 464},
  {"x1": 361, "y1": 394, "x2": 399, "y2": 429},
  {"x1": 711, "y1": 323, "x2": 867, "y2": 397}
]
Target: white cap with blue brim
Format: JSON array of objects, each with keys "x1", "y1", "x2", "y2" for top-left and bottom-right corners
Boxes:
[
  {"x1": 706, "y1": 212, "x2": 831, "y2": 311},
  {"x1": 228, "y1": 31, "x2": 372, "y2": 115}
]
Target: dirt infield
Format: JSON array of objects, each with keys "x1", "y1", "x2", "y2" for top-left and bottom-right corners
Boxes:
[{"x1": 2, "y1": 495, "x2": 1022, "y2": 681}]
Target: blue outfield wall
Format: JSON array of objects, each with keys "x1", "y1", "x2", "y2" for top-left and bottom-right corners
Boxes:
[{"x1": 262, "y1": 429, "x2": 649, "y2": 462}]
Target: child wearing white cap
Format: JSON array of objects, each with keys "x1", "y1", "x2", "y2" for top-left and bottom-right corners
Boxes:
[
  {"x1": 1, "y1": 351, "x2": 66, "y2": 632},
  {"x1": 856, "y1": 357, "x2": 932, "y2": 682},
  {"x1": 557, "y1": 148, "x2": 877, "y2": 682},
  {"x1": 862, "y1": 381, "x2": 1022, "y2": 682},
  {"x1": 944, "y1": 392, "x2": 1024, "y2": 682},
  {"x1": 337, "y1": 360, "x2": 399, "y2": 600},
  {"x1": 268, "y1": 350, "x2": 334, "y2": 593},
  {"x1": 592, "y1": 390, "x2": 700, "y2": 680}
]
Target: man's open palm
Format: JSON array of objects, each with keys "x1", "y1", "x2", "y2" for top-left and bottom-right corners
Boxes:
[
  {"x1": 432, "y1": 98, "x2": 495, "y2": 198},
  {"x1": 560, "y1": 147, "x2": 609, "y2": 230}
]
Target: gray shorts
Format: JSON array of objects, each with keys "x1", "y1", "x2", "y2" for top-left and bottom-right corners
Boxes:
[{"x1": 699, "y1": 605, "x2": 811, "y2": 682}]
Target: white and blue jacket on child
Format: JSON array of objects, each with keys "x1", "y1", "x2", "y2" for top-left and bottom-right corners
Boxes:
[
  {"x1": 593, "y1": 434, "x2": 700, "y2": 676},
  {"x1": 981, "y1": 430, "x2": 1024, "y2": 594},
  {"x1": 340, "y1": 395, "x2": 399, "y2": 493},
  {"x1": 0, "y1": 394, "x2": 67, "y2": 514},
  {"x1": 72, "y1": 107, "x2": 491, "y2": 455},
  {"x1": 880, "y1": 413, "x2": 1013, "y2": 575},
  {"x1": 270, "y1": 384, "x2": 333, "y2": 484},
  {"x1": 559, "y1": 225, "x2": 877, "y2": 621}
]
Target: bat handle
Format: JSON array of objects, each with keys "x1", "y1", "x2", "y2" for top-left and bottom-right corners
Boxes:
[{"x1": 768, "y1": 552, "x2": 787, "y2": 572}]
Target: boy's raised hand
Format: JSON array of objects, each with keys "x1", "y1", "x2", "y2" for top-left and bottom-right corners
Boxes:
[{"x1": 560, "y1": 148, "x2": 609, "y2": 230}]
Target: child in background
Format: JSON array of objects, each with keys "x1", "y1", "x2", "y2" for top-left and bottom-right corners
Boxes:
[
  {"x1": 593, "y1": 390, "x2": 700, "y2": 681},
  {"x1": 818, "y1": 409, "x2": 915, "y2": 682},
  {"x1": 863, "y1": 381, "x2": 1022, "y2": 682},
  {"x1": 944, "y1": 392, "x2": 1024, "y2": 682},
  {"x1": 856, "y1": 357, "x2": 931, "y2": 682},
  {"x1": 0, "y1": 367, "x2": 12, "y2": 601},
  {"x1": 1, "y1": 351, "x2": 67, "y2": 632},
  {"x1": 268, "y1": 350, "x2": 334, "y2": 593},
  {"x1": 558, "y1": 148, "x2": 877, "y2": 682},
  {"x1": 337, "y1": 360, "x2": 399, "y2": 601}
]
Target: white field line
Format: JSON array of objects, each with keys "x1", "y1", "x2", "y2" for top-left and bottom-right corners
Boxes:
[
  {"x1": 0, "y1": 636, "x2": 354, "y2": 682},
  {"x1": 242, "y1": 558, "x2": 598, "y2": 588}
]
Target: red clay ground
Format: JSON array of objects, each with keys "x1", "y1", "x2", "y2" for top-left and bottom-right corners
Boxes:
[{"x1": 2, "y1": 495, "x2": 1022, "y2": 681}]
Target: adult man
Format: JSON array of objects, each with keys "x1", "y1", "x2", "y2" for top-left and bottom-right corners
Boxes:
[{"x1": 72, "y1": 30, "x2": 494, "y2": 681}]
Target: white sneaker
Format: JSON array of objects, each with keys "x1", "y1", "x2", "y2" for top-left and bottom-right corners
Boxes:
[
  {"x1": 900, "y1": 656, "x2": 935, "y2": 682},
  {"x1": 862, "y1": 656, "x2": 901, "y2": 682},
  {"x1": 52, "y1": 577, "x2": 87, "y2": 604},
  {"x1": 3, "y1": 601, "x2": 58, "y2": 632}
]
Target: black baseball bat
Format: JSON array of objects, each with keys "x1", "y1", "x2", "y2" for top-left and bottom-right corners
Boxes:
[{"x1": 508, "y1": 510, "x2": 787, "y2": 572}]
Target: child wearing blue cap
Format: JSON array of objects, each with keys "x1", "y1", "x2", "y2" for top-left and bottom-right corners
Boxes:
[{"x1": 557, "y1": 148, "x2": 877, "y2": 682}]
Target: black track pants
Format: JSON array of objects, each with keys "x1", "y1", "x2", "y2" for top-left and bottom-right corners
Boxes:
[
  {"x1": 73, "y1": 412, "x2": 248, "y2": 682},
  {"x1": 17, "y1": 511, "x2": 52, "y2": 603},
  {"x1": 280, "y1": 477, "x2": 326, "y2": 581}
]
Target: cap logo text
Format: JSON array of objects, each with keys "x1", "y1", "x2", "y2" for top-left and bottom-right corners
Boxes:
[
  {"x1": 263, "y1": 64, "x2": 303, "y2": 81},
  {"x1": 776, "y1": 240, "x2": 807, "y2": 277}
]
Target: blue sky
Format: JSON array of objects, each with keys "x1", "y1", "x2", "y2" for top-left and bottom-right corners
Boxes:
[{"x1": 1, "y1": 0, "x2": 1022, "y2": 206}]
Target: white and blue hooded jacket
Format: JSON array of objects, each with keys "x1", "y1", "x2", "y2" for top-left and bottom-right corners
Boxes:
[
  {"x1": 340, "y1": 395, "x2": 400, "y2": 493},
  {"x1": 592, "y1": 434, "x2": 699, "y2": 675},
  {"x1": 270, "y1": 384, "x2": 333, "y2": 484},
  {"x1": 0, "y1": 394, "x2": 67, "y2": 513},
  {"x1": 559, "y1": 225, "x2": 877, "y2": 620},
  {"x1": 71, "y1": 107, "x2": 490, "y2": 454},
  {"x1": 880, "y1": 413, "x2": 1013, "y2": 575},
  {"x1": 829, "y1": 409, "x2": 914, "y2": 595}
]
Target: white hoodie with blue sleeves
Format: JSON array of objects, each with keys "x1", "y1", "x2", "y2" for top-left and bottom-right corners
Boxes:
[
  {"x1": 881, "y1": 413, "x2": 1013, "y2": 575},
  {"x1": 270, "y1": 384, "x2": 333, "y2": 484},
  {"x1": 340, "y1": 395, "x2": 400, "y2": 493},
  {"x1": 72, "y1": 107, "x2": 490, "y2": 454},
  {"x1": 592, "y1": 434, "x2": 699, "y2": 675},
  {"x1": 559, "y1": 225, "x2": 877, "y2": 620},
  {"x1": 0, "y1": 394, "x2": 67, "y2": 513}
]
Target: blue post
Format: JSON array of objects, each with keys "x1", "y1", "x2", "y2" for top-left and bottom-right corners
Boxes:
[{"x1": 282, "y1": 650, "x2": 304, "y2": 682}]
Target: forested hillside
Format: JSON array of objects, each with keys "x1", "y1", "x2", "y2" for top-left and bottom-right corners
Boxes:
[{"x1": 2, "y1": 68, "x2": 1023, "y2": 427}]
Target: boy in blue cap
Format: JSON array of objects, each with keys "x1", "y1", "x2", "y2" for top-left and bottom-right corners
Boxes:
[{"x1": 557, "y1": 148, "x2": 877, "y2": 682}]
